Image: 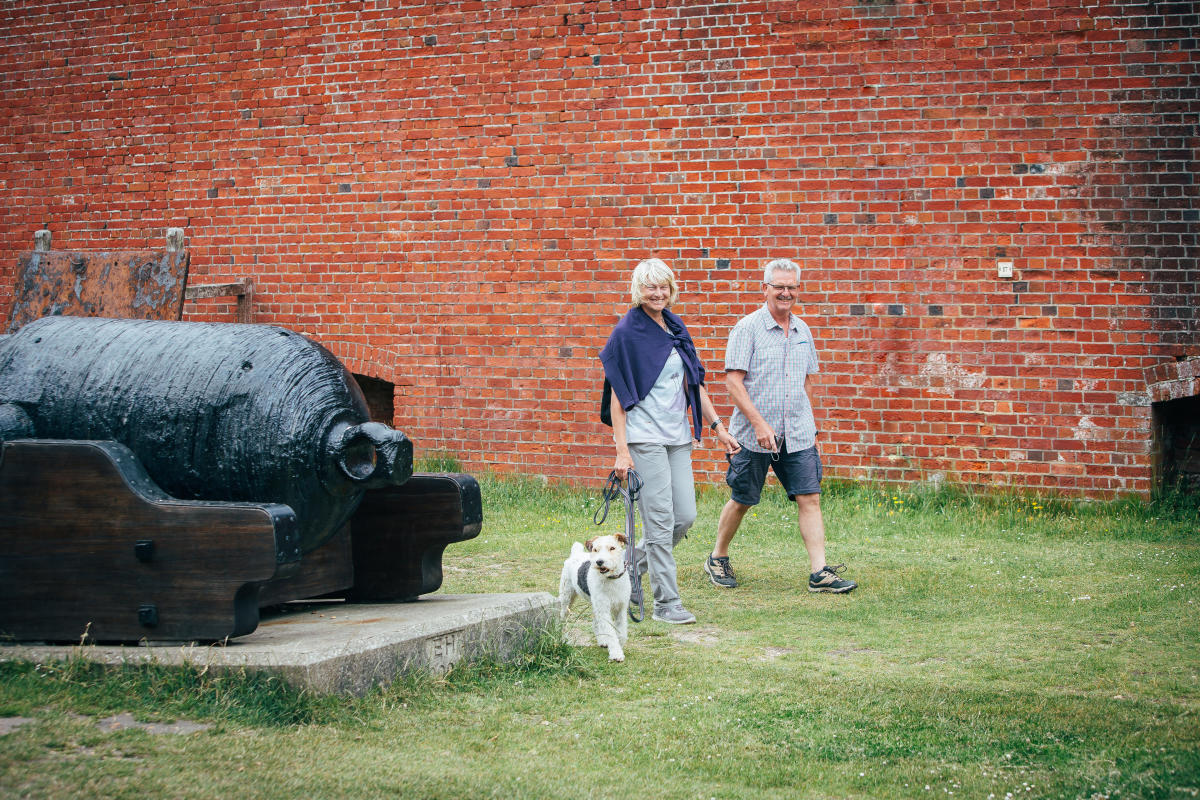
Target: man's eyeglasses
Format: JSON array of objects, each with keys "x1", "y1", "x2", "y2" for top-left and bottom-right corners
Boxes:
[{"x1": 766, "y1": 283, "x2": 798, "y2": 293}]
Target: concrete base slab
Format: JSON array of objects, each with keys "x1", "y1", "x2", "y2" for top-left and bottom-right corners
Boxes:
[{"x1": 0, "y1": 593, "x2": 557, "y2": 695}]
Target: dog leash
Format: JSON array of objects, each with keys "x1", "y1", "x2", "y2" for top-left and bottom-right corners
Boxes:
[{"x1": 594, "y1": 469, "x2": 645, "y2": 623}]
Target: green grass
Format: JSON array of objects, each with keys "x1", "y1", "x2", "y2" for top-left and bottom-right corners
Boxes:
[{"x1": 2, "y1": 478, "x2": 1198, "y2": 799}]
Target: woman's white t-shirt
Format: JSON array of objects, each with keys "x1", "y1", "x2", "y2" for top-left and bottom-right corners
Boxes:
[{"x1": 622, "y1": 349, "x2": 691, "y2": 445}]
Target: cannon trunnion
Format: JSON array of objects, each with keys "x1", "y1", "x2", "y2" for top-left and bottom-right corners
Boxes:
[{"x1": 0, "y1": 317, "x2": 480, "y2": 643}]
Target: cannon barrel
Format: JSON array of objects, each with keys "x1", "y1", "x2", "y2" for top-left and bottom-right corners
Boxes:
[{"x1": 0, "y1": 316, "x2": 412, "y2": 553}]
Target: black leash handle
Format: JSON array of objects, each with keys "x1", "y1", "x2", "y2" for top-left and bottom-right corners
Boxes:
[{"x1": 592, "y1": 469, "x2": 642, "y2": 525}]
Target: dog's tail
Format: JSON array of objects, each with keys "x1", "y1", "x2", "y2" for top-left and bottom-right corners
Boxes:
[{"x1": 569, "y1": 541, "x2": 587, "y2": 557}]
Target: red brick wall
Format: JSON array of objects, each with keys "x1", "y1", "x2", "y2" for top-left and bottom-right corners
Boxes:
[{"x1": 1, "y1": 1, "x2": 1196, "y2": 496}]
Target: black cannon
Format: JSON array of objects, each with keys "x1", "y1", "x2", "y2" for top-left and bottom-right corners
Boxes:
[{"x1": 0, "y1": 317, "x2": 480, "y2": 643}]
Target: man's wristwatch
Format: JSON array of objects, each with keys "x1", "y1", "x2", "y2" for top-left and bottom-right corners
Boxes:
[{"x1": 710, "y1": 419, "x2": 722, "y2": 431}]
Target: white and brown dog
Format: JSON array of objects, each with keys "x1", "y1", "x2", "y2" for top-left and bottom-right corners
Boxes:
[{"x1": 558, "y1": 533, "x2": 630, "y2": 662}]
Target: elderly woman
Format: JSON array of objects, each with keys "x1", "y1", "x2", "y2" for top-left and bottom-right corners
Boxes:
[{"x1": 600, "y1": 258, "x2": 740, "y2": 624}]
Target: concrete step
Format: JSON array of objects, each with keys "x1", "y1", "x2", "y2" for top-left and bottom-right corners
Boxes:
[{"x1": 1, "y1": 592, "x2": 557, "y2": 695}]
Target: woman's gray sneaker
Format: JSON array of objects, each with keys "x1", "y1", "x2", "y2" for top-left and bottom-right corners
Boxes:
[
  {"x1": 704, "y1": 553, "x2": 738, "y2": 588},
  {"x1": 652, "y1": 604, "x2": 696, "y2": 624}
]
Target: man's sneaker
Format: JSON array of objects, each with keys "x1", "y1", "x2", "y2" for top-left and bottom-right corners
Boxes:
[
  {"x1": 652, "y1": 604, "x2": 697, "y2": 624},
  {"x1": 704, "y1": 553, "x2": 738, "y2": 588},
  {"x1": 809, "y1": 564, "x2": 857, "y2": 594}
]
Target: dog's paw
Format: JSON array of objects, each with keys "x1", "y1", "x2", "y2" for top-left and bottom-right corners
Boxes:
[{"x1": 608, "y1": 651, "x2": 625, "y2": 662}]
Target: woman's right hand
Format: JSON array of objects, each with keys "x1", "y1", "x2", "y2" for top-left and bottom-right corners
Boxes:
[{"x1": 613, "y1": 450, "x2": 634, "y2": 480}]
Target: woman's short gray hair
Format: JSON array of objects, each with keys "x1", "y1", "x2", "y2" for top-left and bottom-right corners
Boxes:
[
  {"x1": 630, "y1": 258, "x2": 680, "y2": 307},
  {"x1": 763, "y1": 258, "x2": 800, "y2": 284}
]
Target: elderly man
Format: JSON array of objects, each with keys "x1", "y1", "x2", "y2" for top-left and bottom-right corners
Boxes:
[{"x1": 703, "y1": 258, "x2": 857, "y2": 594}]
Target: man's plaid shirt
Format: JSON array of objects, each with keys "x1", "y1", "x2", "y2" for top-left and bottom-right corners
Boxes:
[{"x1": 724, "y1": 305, "x2": 820, "y2": 453}]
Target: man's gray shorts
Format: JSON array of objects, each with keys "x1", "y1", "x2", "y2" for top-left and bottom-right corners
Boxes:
[{"x1": 725, "y1": 443, "x2": 822, "y2": 505}]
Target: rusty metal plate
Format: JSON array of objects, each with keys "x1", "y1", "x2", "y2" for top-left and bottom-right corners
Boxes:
[{"x1": 6, "y1": 248, "x2": 190, "y2": 332}]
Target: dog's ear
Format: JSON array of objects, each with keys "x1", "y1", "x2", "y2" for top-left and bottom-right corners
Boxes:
[
  {"x1": 584, "y1": 538, "x2": 595, "y2": 552},
  {"x1": 614, "y1": 532, "x2": 628, "y2": 546}
]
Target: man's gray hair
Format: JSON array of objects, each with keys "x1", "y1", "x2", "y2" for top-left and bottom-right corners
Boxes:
[{"x1": 763, "y1": 258, "x2": 800, "y2": 284}]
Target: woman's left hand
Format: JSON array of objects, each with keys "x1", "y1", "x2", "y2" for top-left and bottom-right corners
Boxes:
[{"x1": 716, "y1": 428, "x2": 741, "y2": 454}]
